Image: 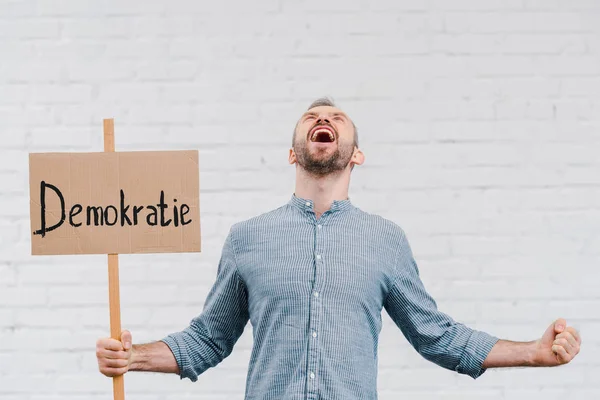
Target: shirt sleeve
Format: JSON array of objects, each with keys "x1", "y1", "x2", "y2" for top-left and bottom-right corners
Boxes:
[
  {"x1": 161, "y1": 229, "x2": 249, "y2": 382},
  {"x1": 383, "y1": 229, "x2": 499, "y2": 379}
]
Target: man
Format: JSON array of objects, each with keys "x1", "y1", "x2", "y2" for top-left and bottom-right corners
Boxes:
[{"x1": 96, "y1": 98, "x2": 581, "y2": 399}]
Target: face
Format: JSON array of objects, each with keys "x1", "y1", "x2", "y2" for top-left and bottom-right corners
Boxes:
[{"x1": 290, "y1": 106, "x2": 362, "y2": 176}]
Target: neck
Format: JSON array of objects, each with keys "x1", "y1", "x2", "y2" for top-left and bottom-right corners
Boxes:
[{"x1": 294, "y1": 167, "x2": 351, "y2": 217}]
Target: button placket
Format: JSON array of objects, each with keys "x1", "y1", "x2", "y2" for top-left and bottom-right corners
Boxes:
[
  {"x1": 307, "y1": 289, "x2": 321, "y2": 393},
  {"x1": 307, "y1": 215, "x2": 326, "y2": 396}
]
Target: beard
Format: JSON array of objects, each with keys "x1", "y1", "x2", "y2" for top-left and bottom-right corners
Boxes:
[{"x1": 293, "y1": 140, "x2": 355, "y2": 177}]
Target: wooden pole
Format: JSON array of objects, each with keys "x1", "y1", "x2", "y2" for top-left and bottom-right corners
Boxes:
[{"x1": 103, "y1": 119, "x2": 125, "y2": 400}]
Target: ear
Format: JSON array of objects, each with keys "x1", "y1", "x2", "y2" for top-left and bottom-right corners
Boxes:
[
  {"x1": 288, "y1": 148, "x2": 297, "y2": 165},
  {"x1": 350, "y1": 148, "x2": 365, "y2": 168}
]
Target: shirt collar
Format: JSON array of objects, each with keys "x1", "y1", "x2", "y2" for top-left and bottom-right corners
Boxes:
[{"x1": 288, "y1": 194, "x2": 354, "y2": 214}]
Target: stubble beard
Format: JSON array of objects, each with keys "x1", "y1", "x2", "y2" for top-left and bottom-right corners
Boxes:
[{"x1": 293, "y1": 140, "x2": 355, "y2": 177}]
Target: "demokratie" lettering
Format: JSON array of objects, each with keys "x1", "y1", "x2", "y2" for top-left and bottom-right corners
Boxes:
[{"x1": 33, "y1": 181, "x2": 192, "y2": 238}]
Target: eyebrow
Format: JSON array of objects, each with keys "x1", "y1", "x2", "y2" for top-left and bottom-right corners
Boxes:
[
  {"x1": 331, "y1": 112, "x2": 348, "y2": 118},
  {"x1": 301, "y1": 111, "x2": 348, "y2": 119}
]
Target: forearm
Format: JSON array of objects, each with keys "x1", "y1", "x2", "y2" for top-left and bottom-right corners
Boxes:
[
  {"x1": 482, "y1": 339, "x2": 538, "y2": 369},
  {"x1": 130, "y1": 341, "x2": 180, "y2": 374}
]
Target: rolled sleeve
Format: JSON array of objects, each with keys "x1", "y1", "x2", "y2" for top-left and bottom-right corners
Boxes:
[
  {"x1": 384, "y1": 229, "x2": 498, "y2": 379},
  {"x1": 456, "y1": 330, "x2": 499, "y2": 379},
  {"x1": 160, "y1": 229, "x2": 249, "y2": 382},
  {"x1": 160, "y1": 334, "x2": 198, "y2": 381}
]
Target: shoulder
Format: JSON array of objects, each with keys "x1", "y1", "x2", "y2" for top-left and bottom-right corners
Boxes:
[
  {"x1": 228, "y1": 204, "x2": 292, "y2": 240},
  {"x1": 351, "y1": 207, "x2": 407, "y2": 242}
]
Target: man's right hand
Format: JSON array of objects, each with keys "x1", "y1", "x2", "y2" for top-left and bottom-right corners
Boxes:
[{"x1": 96, "y1": 330, "x2": 133, "y2": 377}]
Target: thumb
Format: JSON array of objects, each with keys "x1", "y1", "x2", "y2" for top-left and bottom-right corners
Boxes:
[
  {"x1": 554, "y1": 318, "x2": 566, "y2": 334},
  {"x1": 541, "y1": 319, "x2": 562, "y2": 345},
  {"x1": 121, "y1": 330, "x2": 132, "y2": 351}
]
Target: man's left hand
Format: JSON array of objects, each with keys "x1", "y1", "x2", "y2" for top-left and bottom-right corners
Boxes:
[{"x1": 534, "y1": 318, "x2": 581, "y2": 366}]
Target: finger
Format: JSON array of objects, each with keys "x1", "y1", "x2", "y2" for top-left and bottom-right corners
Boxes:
[
  {"x1": 97, "y1": 348, "x2": 129, "y2": 360},
  {"x1": 553, "y1": 338, "x2": 574, "y2": 355},
  {"x1": 556, "y1": 332, "x2": 578, "y2": 350},
  {"x1": 104, "y1": 358, "x2": 129, "y2": 368},
  {"x1": 98, "y1": 338, "x2": 124, "y2": 351},
  {"x1": 121, "y1": 330, "x2": 132, "y2": 351},
  {"x1": 554, "y1": 318, "x2": 566, "y2": 334},
  {"x1": 566, "y1": 327, "x2": 582, "y2": 344},
  {"x1": 552, "y1": 344, "x2": 571, "y2": 363},
  {"x1": 101, "y1": 366, "x2": 128, "y2": 377}
]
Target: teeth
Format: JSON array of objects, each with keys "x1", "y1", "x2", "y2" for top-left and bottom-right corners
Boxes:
[{"x1": 311, "y1": 128, "x2": 334, "y2": 141}]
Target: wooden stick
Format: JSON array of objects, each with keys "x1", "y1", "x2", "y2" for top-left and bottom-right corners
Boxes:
[{"x1": 104, "y1": 119, "x2": 125, "y2": 400}]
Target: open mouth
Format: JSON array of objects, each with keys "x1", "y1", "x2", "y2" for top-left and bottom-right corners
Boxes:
[{"x1": 309, "y1": 125, "x2": 336, "y2": 143}]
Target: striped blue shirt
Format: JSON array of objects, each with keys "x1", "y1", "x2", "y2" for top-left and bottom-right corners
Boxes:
[{"x1": 162, "y1": 195, "x2": 499, "y2": 399}]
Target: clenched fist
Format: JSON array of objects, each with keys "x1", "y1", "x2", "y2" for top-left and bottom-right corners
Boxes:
[
  {"x1": 96, "y1": 330, "x2": 133, "y2": 377},
  {"x1": 535, "y1": 318, "x2": 582, "y2": 366}
]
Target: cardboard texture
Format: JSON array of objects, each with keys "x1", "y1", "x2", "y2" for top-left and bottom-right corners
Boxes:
[{"x1": 29, "y1": 150, "x2": 200, "y2": 255}]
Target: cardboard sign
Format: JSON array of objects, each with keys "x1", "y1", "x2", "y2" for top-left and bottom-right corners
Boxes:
[{"x1": 29, "y1": 150, "x2": 200, "y2": 255}]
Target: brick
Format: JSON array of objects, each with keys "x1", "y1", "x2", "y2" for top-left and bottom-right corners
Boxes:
[
  {"x1": 282, "y1": 0, "x2": 362, "y2": 12},
  {"x1": 0, "y1": 19, "x2": 60, "y2": 39},
  {"x1": 30, "y1": 84, "x2": 93, "y2": 105},
  {"x1": 29, "y1": 127, "x2": 94, "y2": 150},
  {"x1": 432, "y1": 0, "x2": 524, "y2": 10},
  {"x1": 0, "y1": 287, "x2": 47, "y2": 307},
  {"x1": 368, "y1": 0, "x2": 433, "y2": 11},
  {"x1": 66, "y1": 61, "x2": 136, "y2": 82},
  {"x1": 61, "y1": 17, "x2": 132, "y2": 38}
]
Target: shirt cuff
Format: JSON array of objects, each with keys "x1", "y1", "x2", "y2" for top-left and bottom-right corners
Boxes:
[
  {"x1": 161, "y1": 334, "x2": 198, "y2": 382},
  {"x1": 456, "y1": 330, "x2": 499, "y2": 379}
]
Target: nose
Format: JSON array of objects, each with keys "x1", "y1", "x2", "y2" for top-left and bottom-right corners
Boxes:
[{"x1": 316, "y1": 117, "x2": 330, "y2": 125}]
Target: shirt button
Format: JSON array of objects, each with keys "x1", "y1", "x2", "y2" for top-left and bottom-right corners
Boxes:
[
  {"x1": 316, "y1": 254, "x2": 321, "y2": 260},
  {"x1": 305, "y1": 201, "x2": 311, "y2": 206},
  {"x1": 313, "y1": 291, "x2": 319, "y2": 298},
  {"x1": 310, "y1": 372, "x2": 315, "y2": 379},
  {"x1": 317, "y1": 224, "x2": 322, "y2": 229},
  {"x1": 312, "y1": 331, "x2": 317, "y2": 338}
]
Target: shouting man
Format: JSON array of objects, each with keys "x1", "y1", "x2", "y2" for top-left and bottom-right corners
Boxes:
[{"x1": 96, "y1": 98, "x2": 581, "y2": 399}]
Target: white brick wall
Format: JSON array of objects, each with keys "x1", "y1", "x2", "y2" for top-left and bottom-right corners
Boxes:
[{"x1": 1, "y1": 0, "x2": 599, "y2": 398}]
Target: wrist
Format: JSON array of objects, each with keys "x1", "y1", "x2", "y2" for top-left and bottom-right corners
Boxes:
[
  {"x1": 129, "y1": 344, "x2": 143, "y2": 371},
  {"x1": 527, "y1": 340, "x2": 541, "y2": 367}
]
